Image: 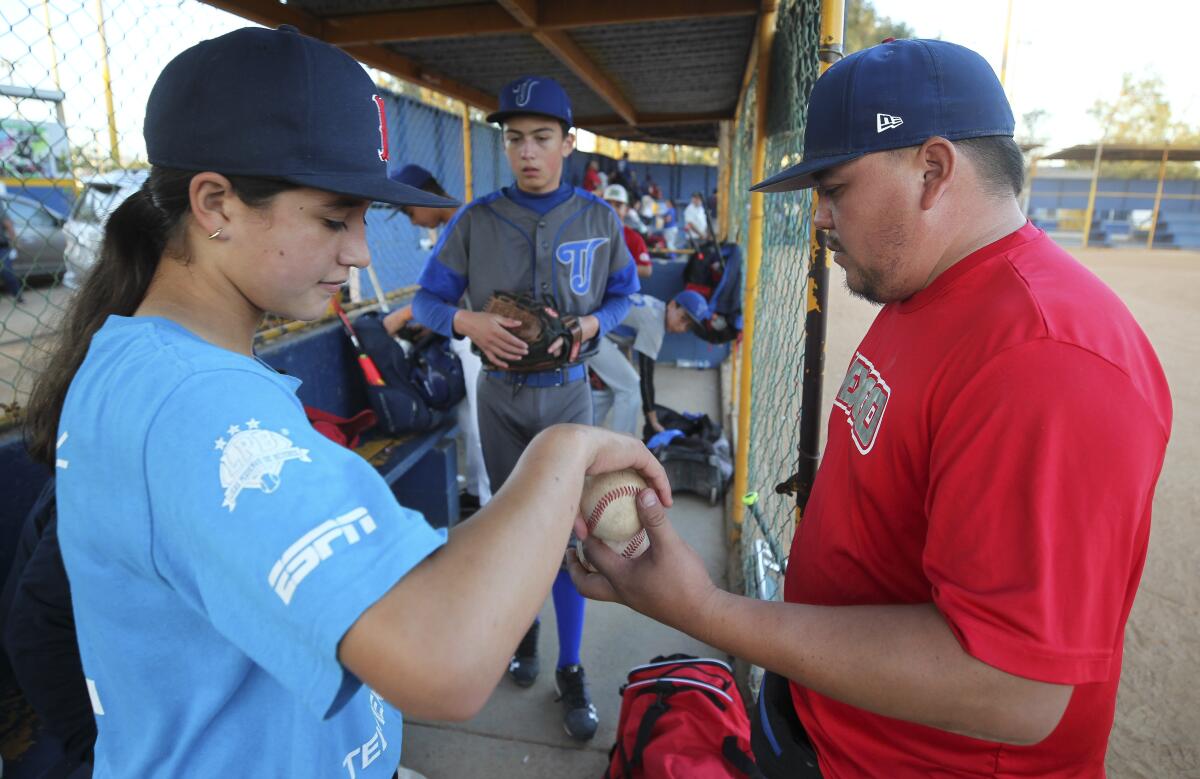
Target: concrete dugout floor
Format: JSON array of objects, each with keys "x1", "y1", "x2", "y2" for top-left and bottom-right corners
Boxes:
[{"x1": 401, "y1": 364, "x2": 728, "y2": 779}]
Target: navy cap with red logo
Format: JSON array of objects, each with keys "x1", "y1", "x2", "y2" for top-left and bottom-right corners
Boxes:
[
  {"x1": 486, "y1": 76, "x2": 574, "y2": 127},
  {"x1": 752, "y1": 39, "x2": 1015, "y2": 192},
  {"x1": 143, "y1": 25, "x2": 458, "y2": 209}
]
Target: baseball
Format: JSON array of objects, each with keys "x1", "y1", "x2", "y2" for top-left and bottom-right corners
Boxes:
[{"x1": 578, "y1": 469, "x2": 650, "y2": 572}]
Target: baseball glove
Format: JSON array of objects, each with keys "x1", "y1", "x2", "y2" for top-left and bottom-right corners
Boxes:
[{"x1": 480, "y1": 291, "x2": 583, "y2": 372}]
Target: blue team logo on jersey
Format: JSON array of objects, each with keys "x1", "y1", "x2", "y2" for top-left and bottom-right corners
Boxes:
[
  {"x1": 513, "y1": 79, "x2": 539, "y2": 107},
  {"x1": 556, "y1": 237, "x2": 609, "y2": 295}
]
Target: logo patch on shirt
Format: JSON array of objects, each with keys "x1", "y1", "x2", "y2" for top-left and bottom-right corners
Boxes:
[
  {"x1": 513, "y1": 78, "x2": 539, "y2": 107},
  {"x1": 269, "y1": 506, "x2": 378, "y2": 605},
  {"x1": 556, "y1": 237, "x2": 609, "y2": 295},
  {"x1": 833, "y1": 352, "x2": 891, "y2": 454},
  {"x1": 215, "y1": 419, "x2": 311, "y2": 511}
]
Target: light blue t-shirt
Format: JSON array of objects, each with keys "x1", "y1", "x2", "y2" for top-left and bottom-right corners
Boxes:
[{"x1": 55, "y1": 316, "x2": 446, "y2": 778}]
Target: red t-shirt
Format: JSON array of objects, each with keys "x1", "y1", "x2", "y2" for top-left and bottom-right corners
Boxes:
[
  {"x1": 784, "y1": 223, "x2": 1171, "y2": 777},
  {"x1": 623, "y1": 226, "x2": 651, "y2": 268}
]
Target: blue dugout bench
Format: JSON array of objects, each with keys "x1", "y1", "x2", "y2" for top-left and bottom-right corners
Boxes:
[{"x1": 0, "y1": 318, "x2": 461, "y2": 586}]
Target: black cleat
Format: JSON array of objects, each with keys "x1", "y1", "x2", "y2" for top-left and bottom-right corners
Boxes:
[
  {"x1": 555, "y1": 664, "x2": 599, "y2": 741},
  {"x1": 507, "y1": 622, "x2": 540, "y2": 687}
]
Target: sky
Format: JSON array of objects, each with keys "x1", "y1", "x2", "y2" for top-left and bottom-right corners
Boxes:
[{"x1": 871, "y1": 0, "x2": 1200, "y2": 152}]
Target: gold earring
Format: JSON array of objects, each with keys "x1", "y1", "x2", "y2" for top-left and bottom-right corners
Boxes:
[{"x1": 208, "y1": 228, "x2": 223, "y2": 240}]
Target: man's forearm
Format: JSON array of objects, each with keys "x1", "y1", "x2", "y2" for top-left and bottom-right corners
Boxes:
[{"x1": 694, "y1": 594, "x2": 1070, "y2": 745}]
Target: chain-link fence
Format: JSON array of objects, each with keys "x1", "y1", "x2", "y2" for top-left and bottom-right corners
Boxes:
[
  {"x1": 1, "y1": 0, "x2": 722, "y2": 432},
  {"x1": 0, "y1": 1, "x2": 256, "y2": 427},
  {"x1": 732, "y1": 0, "x2": 823, "y2": 605}
]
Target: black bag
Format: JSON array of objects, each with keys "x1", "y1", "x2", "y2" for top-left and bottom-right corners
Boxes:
[
  {"x1": 646, "y1": 405, "x2": 724, "y2": 445},
  {"x1": 350, "y1": 311, "x2": 449, "y2": 434},
  {"x1": 644, "y1": 405, "x2": 732, "y2": 505},
  {"x1": 656, "y1": 437, "x2": 731, "y2": 506}
]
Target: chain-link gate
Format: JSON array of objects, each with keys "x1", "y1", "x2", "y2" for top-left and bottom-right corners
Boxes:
[{"x1": 732, "y1": 0, "x2": 823, "y2": 606}]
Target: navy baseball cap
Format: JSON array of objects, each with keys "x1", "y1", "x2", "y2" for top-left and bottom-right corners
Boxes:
[
  {"x1": 486, "y1": 76, "x2": 574, "y2": 127},
  {"x1": 390, "y1": 164, "x2": 435, "y2": 189},
  {"x1": 752, "y1": 39, "x2": 1015, "y2": 192},
  {"x1": 144, "y1": 26, "x2": 458, "y2": 209},
  {"x1": 672, "y1": 290, "x2": 709, "y2": 324}
]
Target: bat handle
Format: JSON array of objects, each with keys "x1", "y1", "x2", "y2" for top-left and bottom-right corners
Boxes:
[{"x1": 359, "y1": 356, "x2": 386, "y2": 386}]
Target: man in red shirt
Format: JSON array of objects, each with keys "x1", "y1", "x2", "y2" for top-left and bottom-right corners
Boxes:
[
  {"x1": 604, "y1": 183, "x2": 653, "y2": 279},
  {"x1": 568, "y1": 39, "x2": 1171, "y2": 778}
]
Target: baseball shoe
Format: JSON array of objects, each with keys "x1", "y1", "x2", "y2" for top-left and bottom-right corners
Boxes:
[
  {"x1": 555, "y1": 664, "x2": 599, "y2": 741},
  {"x1": 507, "y1": 622, "x2": 540, "y2": 687}
]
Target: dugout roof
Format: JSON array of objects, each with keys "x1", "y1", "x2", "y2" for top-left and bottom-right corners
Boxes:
[
  {"x1": 200, "y1": 0, "x2": 766, "y2": 146},
  {"x1": 1043, "y1": 144, "x2": 1200, "y2": 163}
]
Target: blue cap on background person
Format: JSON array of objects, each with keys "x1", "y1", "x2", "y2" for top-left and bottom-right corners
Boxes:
[
  {"x1": 390, "y1": 164, "x2": 435, "y2": 189},
  {"x1": 486, "y1": 76, "x2": 574, "y2": 127},
  {"x1": 143, "y1": 25, "x2": 459, "y2": 209},
  {"x1": 672, "y1": 290, "x2": 710, "y2": 324},
  {"x1": 752, "y1": 39, "x2": 1015, "y2": 192}
]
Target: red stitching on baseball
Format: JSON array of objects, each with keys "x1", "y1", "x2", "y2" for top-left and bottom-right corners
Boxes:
[
  {"x1": 622, "y1": 529, "x2": 648, "y2": 558},
  {"x1": 586, "y1": 483, "x2": 641, "y2": 532}
]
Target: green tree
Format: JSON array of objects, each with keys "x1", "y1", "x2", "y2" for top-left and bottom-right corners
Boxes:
[
  {"x1": 1083, "y1": 73, "x2": 1200, "y2": 178},
  {"x1": 843, "y1": 0, "x2": 916, "y2": 54}
]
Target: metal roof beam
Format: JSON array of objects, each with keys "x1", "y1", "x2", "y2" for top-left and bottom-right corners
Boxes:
[
  {"x1": 496, "y1": 0, "x2": 637, "y2": 126},
  {"x1": 579, "y1": 111, "x2": 732, "y2": 128},
  {"x1": 539, "y1": 0, "x2": 759, "y2": 28},
  {"x1": 323, "y1": 4, "x2": 523, "y2": 45},
  {"x1": 319, "y1": 0, "x2": 758, "y2": 45},
  {"x1": 198, "y1": 1, "x2": 498, "y2": 111},
  {"x1": 199, "y1": 0, "x2": 321, "y2": 35},
  {"x1": 341, "y1": 45, "x2": 498, "y2": 111}
]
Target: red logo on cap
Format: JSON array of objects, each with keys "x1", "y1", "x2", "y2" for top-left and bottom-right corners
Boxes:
[{"x1": 373, "y1": 95, "x2": 389, "y2": 162}]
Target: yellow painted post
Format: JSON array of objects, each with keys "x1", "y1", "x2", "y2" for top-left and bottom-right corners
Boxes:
[
  {"x1": 461, "y1": 101, "x2": 474, "y2": 200},
  {"x1": 1000, "y1": 0, "x2": 1015, "y2": 88},
  {"x1": 789, "y1": 0, "x2": 845, "y2": 524},
  {"x1": 96, "y1": 0, "x2": 120, "y2": 165},
  {"x1": 1022, "y1": 155, "x2": 1038, "y2": 215},
  {"x1": 1080, "y1": 140, "x2": 1103, "y2": 248},
  {"x1": 732, "y1": 1, "x2": 778, "y2": 528},
  {"x1": 1146, "y1": 147, "x2": 1169, "y2": 249},
  {"x1": 718, "y1": 121, "x2": 733, "y2": 241},
  {"x1": 42, "y1": 1, "x2": 65, "y2": 129}
]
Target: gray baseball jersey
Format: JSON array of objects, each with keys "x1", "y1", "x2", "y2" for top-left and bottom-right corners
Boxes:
[
  {"x1": 415, "y1": 187, "x2": 640, "y2": 344},
  {"x1": 608, "y1": 293, "x2": 666, "y2": 359}
]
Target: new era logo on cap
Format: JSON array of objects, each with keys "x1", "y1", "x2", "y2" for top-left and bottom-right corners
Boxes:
[{"x1": 876, "y1": 113, "x2": 904, "y2": 133}]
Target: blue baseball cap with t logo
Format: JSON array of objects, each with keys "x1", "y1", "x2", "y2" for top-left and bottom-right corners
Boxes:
[
  {"x1": 144, "y1": 25, "x2": 459, "y2": 209},
  {"x1": 486, "y1": 76, "x2": 574, "y2": 127},
  {"x1": 752, "y1": 39, "x2": 1014, "y2": 192}
]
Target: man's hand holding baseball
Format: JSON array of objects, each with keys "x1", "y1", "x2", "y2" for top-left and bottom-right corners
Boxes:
[{"x1": 567, "y1": 487, "x2": 720, "y2": 642}]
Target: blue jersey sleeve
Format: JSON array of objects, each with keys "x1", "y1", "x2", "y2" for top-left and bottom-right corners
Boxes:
[
  {"x1": 143, "y1": 369, "x2": 445, "y2": 719},
  {"x1": 412, "y1": 287, "x2": 459, "y2": 338},
  {"x1": 593, "y1": 260, "x2": 639, "y2": 336},
  {"x1": 414, "y1": 206, "x2": 475, "y2": 337}
]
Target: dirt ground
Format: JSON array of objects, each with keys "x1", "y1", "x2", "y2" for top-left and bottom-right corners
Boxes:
[{"x1": 820, "y1": 247, "x2": 1200, "y2": 777}]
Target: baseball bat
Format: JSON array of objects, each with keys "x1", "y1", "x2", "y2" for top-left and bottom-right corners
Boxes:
[
  {"x1": 331, "y1": 296, "x2": 386, "y2": 386},
  {"x1": 364, "y1": 263, "x2": 391, "y2": 313}
]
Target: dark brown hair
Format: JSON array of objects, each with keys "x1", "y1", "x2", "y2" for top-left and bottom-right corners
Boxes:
[{"x1": 23, "y1": 167, "x2": 300, "y2": 466}]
